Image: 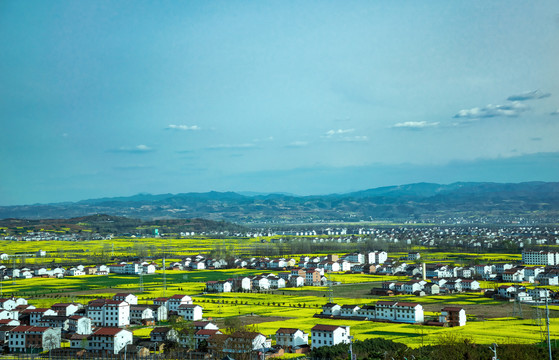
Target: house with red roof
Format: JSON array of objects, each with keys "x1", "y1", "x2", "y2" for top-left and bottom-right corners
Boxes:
[
  {"x1": 6, "y1": 325, "x2": 61, "y2": 353},
  {"x1": 70, "y1": 327, "x2": 132, "y2": 355},
  {"x1": 310, "y1": 324, "x2": 350, "y2": 349}
]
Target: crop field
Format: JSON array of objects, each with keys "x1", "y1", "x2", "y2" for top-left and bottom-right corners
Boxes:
[
  {"x1": 3, "y1": 237, "x2": 559, "y2": 349},
  {"x1": 0, "y1": 237, "x2": 260, "y2": 265}
]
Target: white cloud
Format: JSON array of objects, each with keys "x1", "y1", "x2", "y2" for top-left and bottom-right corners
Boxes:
[
  {"x1": 207, "y1": 143, "x2": 256, "y2": 150},
  {"x1": 324, "y1": 128, "x2": 355, "y2": 137},
  {"x1": 286, "y1": 141, "x2": 309, "y2": 148},
  {"x1": 454, "y1": 102, "x2": 529, "y2": 119},
  {"x1": 507, "y1": 90, "x2": 551, "y2": 101},
  {"x1": 111, "y1": 144, "x2": 154, "y2": 153},
  {"x1": 253, "y1": 136, "x2": 274, "y2": 142},
  {"x1": 339, "y1": 135, "x2": 369, "y2": 142},
  {"x1": 393, "y1": 121, "x2": 440, "y2": 129},
  {"x1": 167, "y1": 124, "x2": 201, "y2": 131}
]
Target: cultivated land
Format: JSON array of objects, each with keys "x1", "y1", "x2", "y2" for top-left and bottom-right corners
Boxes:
[{"x1": 1, "y1": 238, "x2": 559, "y2": 348}]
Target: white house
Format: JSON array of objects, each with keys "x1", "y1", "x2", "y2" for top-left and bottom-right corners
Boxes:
[
  {"x1": 150, "y1": 327, "x2": 179, "y2": 343},
  {"x1": 206, "y1": 281, "x2": 232, "y2": 293},
  {"x1": 221, "y1": 331, "x2": 270, "y2": 354},
  {"x1": 0, "y1": 298, "x2": 17, "y2": 311},
  {"x1": 7, "y1": 326, "x2": 61, "y2": 353},
  {"x1": 375, "y1": 301, "x2": 424, "y2": 323},
  {"x1": 67, "y1": 268, "x2": 85, "y2": 276},
  {"x1": 86, "y1": 299, "x2": 130, "y2": 327},
  {"x1": 522, "y1": 250, "x2": 559, "y2": 266},
  {"x1": 459, "y1": 280, "x2": 480, "y2": 291},
  {"x1": 321, "y1": 303, "x2": 341, "y2": 316},
  {"x1": 345, "y1": 253, "x2": 365, "y2": 264},
  {"x1": 177, "y1": 304, "x2": 203, "y2": 321},
  {"x1": 340, "y1": 305, "x2": 360, "y2": 317},
  {"x1": 51, "y1": 303, "x2": 82, "y2": 316},
  {"x1": 252, "y1": 276, "x2": 270, "y2": 290},
  {"x1": 129, "y1": 306, "x2": 155, "y2": 324},
  {"x1": 168, "y1": 295, "x2": 193, "y2": 312},
  {"x1": 71, "y1": 327, "x2": 133, "y2": 354},
  {"x1": 439, "y1": 307, "x2": 466, "y2": 327},
  {"x1": 275, "y1": 328, "x2": 308, "y2": 349},
  {"x1": 23, "y1": 308, "x2": 57, "y2": 326},
  {"x1": 290, "y1": 276, "x2": 305, "y2": 287},
  {"x1": 268, "y1": 277, "x2": 286, "y2": 289},
  {"x1": 311, "y1": 325, "x2": 350, "y2": 349},
  {"x1": 113, "y1": 293, "x2": 138, "y2": 305},
  {"x1": 368, "y1": 251, "x2": 388, "y2": 264},
  {"x1": 68, "y1": 315, "x2": 92, "y2": 335}
]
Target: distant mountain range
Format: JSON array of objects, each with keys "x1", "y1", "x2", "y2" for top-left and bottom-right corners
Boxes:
[{"x1": 1, "y1": 182, "x2": 558, "y2": 224}]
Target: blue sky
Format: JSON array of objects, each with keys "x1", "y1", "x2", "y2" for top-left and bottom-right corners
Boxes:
[{"x1": 1, "y1": 1, "x2": 559, "y2": 205}]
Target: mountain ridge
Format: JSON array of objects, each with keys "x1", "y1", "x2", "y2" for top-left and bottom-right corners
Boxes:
[{"x1": 1, "y1": 181, "x2": 558, "y2": 223}]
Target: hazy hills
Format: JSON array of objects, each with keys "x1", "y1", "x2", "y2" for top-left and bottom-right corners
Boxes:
[{"x1": 1, "y1": 182, "x2": 558, "y2": 224}]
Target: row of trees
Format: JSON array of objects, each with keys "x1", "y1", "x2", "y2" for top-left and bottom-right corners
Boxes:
[{"x1": 311, "y1": 334, "x2": 559, "y2": 360}]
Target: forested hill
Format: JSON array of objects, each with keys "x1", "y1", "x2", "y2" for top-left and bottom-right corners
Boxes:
[
  {"x1": 0, "y1": 214, "x2": 245, "y2": 236},
  {"x1": 1, "y1": 182, "x2": 558, "y2": 224}
]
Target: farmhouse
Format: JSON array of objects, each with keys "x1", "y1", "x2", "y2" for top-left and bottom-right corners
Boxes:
[
  {"x1": 113, "y1": 293, "x2": 138, "y2": 305},
  {"x1": 439, "y1": 307, "x2": 466, "y2": 327},
  {"x1": 168, "y1": 295, "x2": 193, "y2": 313},
  {"x1": 177, "y1": 304, "x2": 203, "y2": 321},
  {"x1": 6, "y1": 325, "x2": 61, "y2": 353},
  {"x1": 86, "y1": 300, "x2": 130, "y2": 327},
  {"x1": 310, "y1": 324, "x2": 350, "y2": 349},
  {"x1": 375, "y1": 301, "x2": 424, "y2": 323},
  {"x1": 321, "y1": 303, "x2": 341, "y2": 316},
  {"x1": 275, "y1": 328, "x2": 308, "y2": 350},
  {"x1": 70, "y1": 327, "x2": 133, "y2": 354},
  {"x1": 150, "y1": 327, "x2": 178, "y2": 343}
]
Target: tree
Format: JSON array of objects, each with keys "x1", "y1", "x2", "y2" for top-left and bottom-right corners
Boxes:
[{"x1": 168, "y1": 316, "x2": 196, "y2": 350}]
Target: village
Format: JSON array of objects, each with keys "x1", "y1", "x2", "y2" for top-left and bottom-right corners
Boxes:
[{"x1": 0, "y1": 244, "x2": 558, "y2": 358}]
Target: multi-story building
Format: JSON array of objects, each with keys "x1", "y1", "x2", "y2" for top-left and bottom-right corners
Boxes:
[
  {"x1": 522, "y1": 250, "x2": 559, "y2": 266},
  {"x1": 6, "y1": 326, "x2": 61, "y2": 353},
  {"x1": 310, "y1": 325, "x2": 350, "y2": 349},
  {"x1": 374, "y1": 301, "x2": 424, "y2": 323},
  {"x1": 177, "y1": 304, "x2": 203, "y2": 321},
  {"x1": 439, "y1": 307, "x2": 466, "y2": 327},
  {"x1": 168, "y1": 295, "x2": 193, "y2": 313},
  {"x1": 86, "y1": 300, "x2": 130, "y2": 327}
]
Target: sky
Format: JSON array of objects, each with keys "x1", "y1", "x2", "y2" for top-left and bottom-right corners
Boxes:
[{"x1": 1, "y1": 1, "x2": 559, "y2": 205}]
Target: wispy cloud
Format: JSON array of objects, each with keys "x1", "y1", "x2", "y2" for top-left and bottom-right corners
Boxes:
[
  {"x1": 110, "y1": 145, "x2": 154, "y2": 153},
  {"x1": 324, "y1": 128, "x2": 355, "y2": 137},
  {"x1": 253, "y1": 136, "x2": 274, "y2": 142},
  {"x1": 166, "y1": 124, "x2": 201, "y2": 131},
  {"x1": 285, "y1": 141, "x2": 309, "y2": 148},
  {"x1": 339, "y1": 135, "x2": 369, "y2": 142},
  {"x1": 550, "y1": 109, "x2": 559, "y2": 116},
  {"x1": 392, "y1": 121, "x2": 440, "y2": 129},
  {"x1": 454, "y1": 102, "x2": 529, "y2": 119},
  {"x1": 113, "y1": 164, "x2": 154, "y2": 171},
  {"x1": 207, "y1": 143, "x2": 256, "y2": 150},
  {"x1": 507, "y1": 90, "x2": 551, "y2": 101}
]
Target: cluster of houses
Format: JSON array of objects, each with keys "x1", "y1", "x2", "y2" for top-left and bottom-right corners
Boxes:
[
  {"x1": 2, "y1": 232, "x2": 108, "y2": 242},
  {"x1": 0, "y1": 261, "x2": 159, "y2": 280},
  {"x1": 319, "y1": 302, "x2": 466, "y2": 327},
  {"x1": 0, "y1": 293, "x2": 203, "y2": 355},
  {"x1": 494, "y1": 286, "x2": 554, "y2": 302},
  {"x1": 0, "y1": 292, "x2": 359, "y2": 357}
]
